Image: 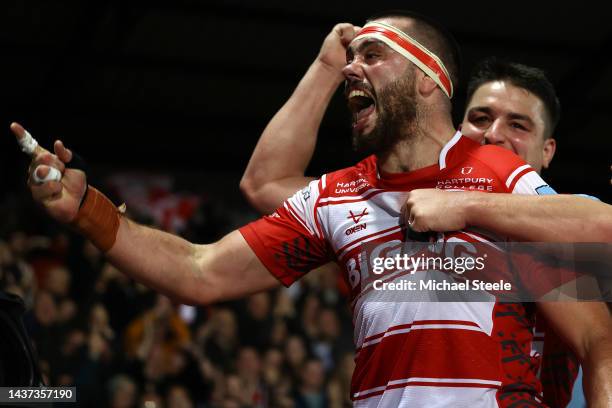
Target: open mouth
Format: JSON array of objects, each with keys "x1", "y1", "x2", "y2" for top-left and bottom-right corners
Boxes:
[{"x1": 347, "y1": 89, "x2": 376, "y2": 129}]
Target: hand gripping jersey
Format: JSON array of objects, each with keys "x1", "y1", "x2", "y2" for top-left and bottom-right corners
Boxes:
[{"x1": 240, "y1": 132, "x2": 553, "y2": 407}]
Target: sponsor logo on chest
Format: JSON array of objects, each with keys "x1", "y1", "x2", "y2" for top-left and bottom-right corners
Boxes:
[
  {"x1": 335, "y1": 178, "x2": 370, "y2": 194},
  {"x1": 436, "y1": 169, "x2": 495, "y2": 191},
  {"x1": 344, "y1": 208, "x2": 369, "y2": 235}
]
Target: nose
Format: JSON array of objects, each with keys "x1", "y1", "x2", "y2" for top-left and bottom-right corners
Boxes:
[
  {"x1": 483, "y1": 120, "x2": 508, "y2": 146},
  {"x1": 342, "y1": 59, "x2": 364, "y2": 82}
]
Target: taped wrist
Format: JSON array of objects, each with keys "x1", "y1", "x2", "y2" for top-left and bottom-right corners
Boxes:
[{"x1": 72, "y1": 186, "x2": 121, "y2": 252}]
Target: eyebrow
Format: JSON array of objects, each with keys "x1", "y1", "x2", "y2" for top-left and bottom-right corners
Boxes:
[
  {"x1": 469, "y1": 106, "x2": 535, "y2": 126},
  {"x1": 347, "y1": 38, "x2": 386, "y2": 57}
]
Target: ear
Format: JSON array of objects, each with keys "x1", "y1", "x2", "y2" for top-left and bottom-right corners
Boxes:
[
  {"x1": 417, "y1": 70, "x2": 438, "y2": 98},
  {"x1": 541, "y1": 137, "x2": 556, "y2": 169}
]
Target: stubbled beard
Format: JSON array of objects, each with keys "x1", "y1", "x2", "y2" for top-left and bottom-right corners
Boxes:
[{"x1": 352, "y1": 74, "x2": 417, "y2": 156}]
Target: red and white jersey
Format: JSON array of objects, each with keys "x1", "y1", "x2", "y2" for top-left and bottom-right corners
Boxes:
[{"x1": 240, "y1": 132, "x2": 551, "y2": 407}]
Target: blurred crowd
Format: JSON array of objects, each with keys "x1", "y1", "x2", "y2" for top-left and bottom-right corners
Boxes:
[{"x1": 0, "y1": 189, "x2": 355, "y2": 408}]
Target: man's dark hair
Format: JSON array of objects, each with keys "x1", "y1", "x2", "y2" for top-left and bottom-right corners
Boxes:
[
  {"x1": 466, "y1": 57, "x2": 561, "y2": 137},
  {"x1": 367, "y1": 10, "x2": 462, "y2": 91}
]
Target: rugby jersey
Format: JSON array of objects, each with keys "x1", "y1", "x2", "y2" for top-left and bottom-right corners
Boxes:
[{"x1": 240, "y1": 132, "x2": 554, "y2": 407}]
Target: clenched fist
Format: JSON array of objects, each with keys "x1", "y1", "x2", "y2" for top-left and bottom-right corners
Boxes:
[
  {"x1": 402, "y1": 188, "x2": 472, "y2": 233},
  {"x1": 316, "y1": 23, "x2": 361, "y2": 73}
]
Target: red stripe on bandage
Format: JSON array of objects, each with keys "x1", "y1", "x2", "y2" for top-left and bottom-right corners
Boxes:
[{"x1": 356, "y1": 25, "x2": 452, "y2": 98}]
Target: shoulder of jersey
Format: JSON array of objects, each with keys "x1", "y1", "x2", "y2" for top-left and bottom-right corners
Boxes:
[
  {"x1": 317, "y1": 155, "x2": 378, "y2": 199},
  {"x1": 465, "y1": 143, "x2": 529, "y2": 177}
]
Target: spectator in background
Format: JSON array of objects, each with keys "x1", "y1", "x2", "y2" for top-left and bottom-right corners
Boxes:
[
  {"x1": 268, "y1": 318, "x2": 290, "y2": 349},
  {"x1": 89, "y1": 302, "x2": 115, "y2": 344},
  {"x1": 139, "y1": 384, "x2": 164, "y2": 408},
  {"x1": 165, "y1": 384, "x2": 194, "y2": 408},
  {"x1": 328, "y1": 353, "x2": 355, "y2": 408},
  {"x1": 75, "y1": 321, "x2": 114, "y2": 406},
  {"x1": 108, "y1": 374, "x2": 138, "y2": 408},
  {"x1": 45, "y1": 265, "x2": 71, "y2": 299},
  {"x1": 24, "y1": 291, "x2": 60, "y2": 365},
  {"x1": 262, "y1": 347, "x2": 284, "y2": 388},
  {"x1": 312, "y1": 308, "x2": 342, "y2": 373},
  {"x1": 284, "y1": 335, "x2": 309, "y2": 386},
  {"x1": 95, "y1": 262, "x2": 151, "y2": 336},
  {"x1": 124, "y1": 294, "x2": 191, "y2": 362},
  {"x1": 0, "y1": 238, "x2": 36, "y2": 303},
  {"x1": 198, "y1": 307, "x2": 240, "y2": 372},
  {"x1": 294, "y1": 359, "x2": 328, "y2": 408},
  {"x1": 221, "y1": 372, "x2": 247, "y2": 407},
  {"x1": 235, "y1": 346, "x2": 267, "y2": 406},
  {"x1": 299, "y1": 294, "x2": 321, "y2": 341},
  {"x1": 239, "y1": 292, "x2": 274, "y2": 351}
]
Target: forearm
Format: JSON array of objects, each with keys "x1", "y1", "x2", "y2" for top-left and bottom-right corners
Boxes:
[
  {"x1": 582, "y1": 329, "x2": 612, "y2": 407},
  {"x1": 105, "y1": 219, "x2": 278, "y2": 305},
  {"x1": 240, "y1": 60, "x2": 342, "y2": 212},
  {"x1": 538, "y1": 302, "x2": 612, "y2": 407},
  {"x1": 463, "y1": 193, "x2": 612, "y2": 242},
  {"x1": 106, "y1": 218, "x2": 209, "y2": 304}
]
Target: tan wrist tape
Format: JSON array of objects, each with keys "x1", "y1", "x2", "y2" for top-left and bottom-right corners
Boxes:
[{"x1": 72, "y1": 186, "x2": 121, "y2": 252}]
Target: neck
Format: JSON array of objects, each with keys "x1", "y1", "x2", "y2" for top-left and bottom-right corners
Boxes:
[{"x1": 378, "y1": 110, "x2": 455, "y2": 174}]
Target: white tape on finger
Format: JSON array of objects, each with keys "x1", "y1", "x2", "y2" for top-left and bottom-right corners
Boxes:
[
  {"x1": 33, "y1": 165, "x2": 62, "y2": 184},
  {"x1": 19, "y1": 130, "x2": 39, "y2": 156}
]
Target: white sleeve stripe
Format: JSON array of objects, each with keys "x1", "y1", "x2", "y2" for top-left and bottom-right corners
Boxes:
[
  {"x1": 512, "y1": 172, "x2": 549, "y2": 195},
  {"x1": 505, "y1": 164, "x2": 531, "y2": 188},
  {"x1": 321, "y1": 174, "x2": 327, "y2": 190},
  {"x1": 313, "y1": 208, "x2": 324, "y2": 239},
  {"x1": 284, "y1": 202, "x2": 315, "y2": 236}
]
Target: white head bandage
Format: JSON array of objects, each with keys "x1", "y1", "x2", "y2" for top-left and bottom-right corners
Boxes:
[{"x1": 353, "y1": 21, "x2": 454, "y2": 98}]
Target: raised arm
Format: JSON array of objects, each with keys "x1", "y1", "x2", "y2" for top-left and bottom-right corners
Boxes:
[
  {"x1": 240, "y1": 23, "x2": 358, "y2": 214},
  {"x1": 12, "y1": 123, "x2": 279, "y2": 305},
  {"x1": 108, "y1": 222, "x2": 279, "y2": 305},
  {"x1": 404, "y1": 189, "x2": 612, "y2": 242},
  {"x1": 537, "y1": 301, "x2": 612, "y2": 407}
]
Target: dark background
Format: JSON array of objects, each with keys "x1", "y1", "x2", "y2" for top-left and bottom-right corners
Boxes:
[{"x1": 1, "y1": 0, "x2": 611, "y2": 203}]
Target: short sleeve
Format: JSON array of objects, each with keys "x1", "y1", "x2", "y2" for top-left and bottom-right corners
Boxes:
[
  {"x1": 475, "y1": 145, "x2": 555, "y2": 195},
  {"x1": 239, "y1": 179, "x2": 330, "y2": 287}
]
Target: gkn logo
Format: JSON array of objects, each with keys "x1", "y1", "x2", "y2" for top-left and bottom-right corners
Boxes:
[
  {"x1": 347, "y1": 208, "x2": 368, "y2": 224},
  {"x1": 345, "y1": 223, "x2": 367, "y2": 236}
]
